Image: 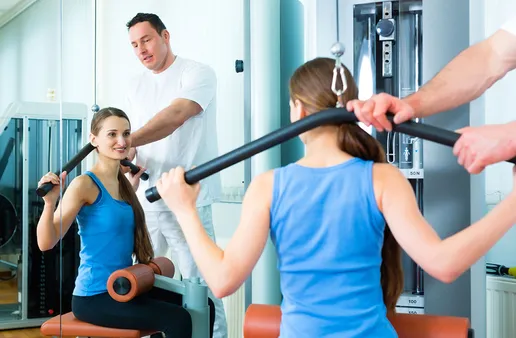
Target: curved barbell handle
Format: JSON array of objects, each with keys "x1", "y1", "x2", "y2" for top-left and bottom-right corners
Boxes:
[{"x1": 144, "y1": 108, "x2": 516, "y2": 202}]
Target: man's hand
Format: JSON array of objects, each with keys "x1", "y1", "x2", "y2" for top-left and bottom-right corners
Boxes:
[
  {"x1": 454, "y1": 122, "x2": 516, "y2": 174},
  {"x1": 347, "y1": 93, "x2": 416, "y2": 132}
]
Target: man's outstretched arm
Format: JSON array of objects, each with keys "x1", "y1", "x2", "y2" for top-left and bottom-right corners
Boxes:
[
  {"x1": 349, "y1": 22, "x2": 516, "y2": 131},
  {"x1": 406, "y1": 28, "x2": 516, "y2": 118},
  {"x1": 130, "y1": 99, "x2": 202, "y2": 147}
]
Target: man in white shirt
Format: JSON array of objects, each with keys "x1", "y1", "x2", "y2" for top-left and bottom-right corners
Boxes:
[
  {"x1": 123, "y1": 12, "x2": 227, "y2": 338},
  {"x1": 348, "y1": 16, "x2": 516, "y2": 174}
]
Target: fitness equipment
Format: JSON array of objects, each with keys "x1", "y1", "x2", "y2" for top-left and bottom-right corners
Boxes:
[
  {"x1": 36, "y1": 143, "x2": 149, "y2": 197},
  {"x1": 0, "y1": 136, "x2": 17, "y2": 251},
  {"x1": 40, "y1": 256, "x2": 211, "y2": 338},
  {"x1": 352, "y1": 0, "x2": 427, "y2": 311},
  {"x1": 0, "y1": 101, "x2": 88, "y2": 330},
  {"x1": 144, "y1": 106, "x2": 516, "y2": 202},
  {"x1": 121, "y1": 159, "x2": 150, "y2": 181},
  {"x1": 486, "y1": 262, "x2": 516, "y2": 278},
  {"x1": 243, "y1": 304, "x2": 474, "y2": 338},
  {"x1": 35, "y1": 143, "x2": 95, "y2": 197}
]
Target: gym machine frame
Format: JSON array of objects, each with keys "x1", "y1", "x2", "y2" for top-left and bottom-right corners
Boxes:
[
  {"x1": 332, "y1": 0, "x2": 478, "y2": 321},
  {"x1": 0, "y1": 101, "x2": 88, "y2": 331},
  {"x1": 352, "y1": 0, "x2": 426, "y2": 314}
]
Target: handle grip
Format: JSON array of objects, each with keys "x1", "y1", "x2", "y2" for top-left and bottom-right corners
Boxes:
[
  {"x1": 120, "y1": 159, "x2": 149, "y2": 181},
  {"x1": 145, "y1": 108, "x2": 516, "y2": 202},
  {"x1": 36, "y1": 143, "x2": 96, "y2": 197}
]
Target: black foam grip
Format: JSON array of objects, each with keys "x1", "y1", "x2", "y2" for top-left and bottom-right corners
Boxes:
[
  {"x1": 120, "y1": 159, "x2": 149, "y2": 181},
  {"x1": 145, "y1": 108, "x2": 516, "y2": 202},
  {"x1": 36, "y1": 143, "x2": 96, "y2": 197}
]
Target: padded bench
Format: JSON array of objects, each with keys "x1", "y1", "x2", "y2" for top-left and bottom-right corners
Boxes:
[
  {"x1": 40, "y1": 312, "x2": 158, "y2": 338},
  {"x1": 243, "y1": 304, "x2": 475, "y2": 338}
]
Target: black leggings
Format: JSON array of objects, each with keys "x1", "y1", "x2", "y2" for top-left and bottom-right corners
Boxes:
[{"x1": 72, "y1": 287, "x2": 215, "y2": 338}]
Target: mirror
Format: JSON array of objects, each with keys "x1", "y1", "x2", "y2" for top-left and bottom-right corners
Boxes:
[
  {"x1": 0, "y1": 0, "x2": 67, "y2": 332},
  {"x1": 55, "y1": 0, "x2": 250, "y2": 336}
]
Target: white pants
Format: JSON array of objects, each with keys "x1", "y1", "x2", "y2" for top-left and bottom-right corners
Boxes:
[{"x1": 146, "y1": 205, "x2": 228, "y2": 338}]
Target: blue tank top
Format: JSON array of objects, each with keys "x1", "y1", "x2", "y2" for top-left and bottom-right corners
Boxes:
[
  {"x1": 270, "y1": 158, "x2": 398, "y2": 338},
  {"x1": 73, "y1": 171, "x2": 135, "y2": 296}
]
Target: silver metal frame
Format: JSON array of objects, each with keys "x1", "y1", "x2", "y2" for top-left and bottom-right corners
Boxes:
[
  {"x1": 243, "y1": 0, "x2": 253, "y2": 310},
  {"x1": 153, "y1": 275, "x2": 210, "y2": 338},
  {"x1": 0, "y1": 101, "x2": 88, "y2": 330}
]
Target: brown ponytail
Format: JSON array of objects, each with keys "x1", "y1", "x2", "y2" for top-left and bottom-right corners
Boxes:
[
  {"x1": 91, "y1": 107, "x2": 154, "y2": 265},
  {"x1": 289, "y1": 57, "x2": 403, "y2": 313}
]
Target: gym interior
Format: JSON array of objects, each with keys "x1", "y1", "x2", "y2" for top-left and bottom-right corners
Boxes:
[{"x1": 0, "y1": 0, "x2": 515, "y2": 337}]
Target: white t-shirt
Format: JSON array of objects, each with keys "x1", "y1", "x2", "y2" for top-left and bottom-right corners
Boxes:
[
  {"x1": 501, "y1": 16, "x2": 516, "y2": 36},
  {"x1": 125, "y1": 56, "x2": 221, "y2": 211}
]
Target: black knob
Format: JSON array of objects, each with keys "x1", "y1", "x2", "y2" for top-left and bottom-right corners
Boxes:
[
  {"x1": 376, "y1": 19, "x2": 395, "y2": 37},
  {"x1": 235, "y1": 60, "x2": 244, "y2": 73},
  {"x1": 112, "y1": 277, "x2": 131, "y2": 295},
  {"x1": 145, "y1": 186, "x2": 161, "y2": 202}
]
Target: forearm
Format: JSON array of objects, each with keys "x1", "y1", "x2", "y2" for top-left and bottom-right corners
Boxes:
[
  {"x1": 176, "y1": 211, "x2": 228, "y2": 294},
  {"x1": 509, "y1": 121, "x2": 516, "y2": 156},
  {"x1": 404, "y1": 41, "x2": 503, "y2": 118},
  {"x1": 435, "y1": 194, "x2": 516, "y2": 282},
  {"x1": 131, "y1": 106, "x2": 184, "y2": 147},
  {"x1": 36, "y1": 203, "x2": 59, "y2": 251}
]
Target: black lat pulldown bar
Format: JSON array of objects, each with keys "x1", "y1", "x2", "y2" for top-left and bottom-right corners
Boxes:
[
  {"x1": 144, "y1": 108, "x2": 516, "y2": 202},
  {"x1": 36, "y1": 143, "x2": 149, "y2": 197}
]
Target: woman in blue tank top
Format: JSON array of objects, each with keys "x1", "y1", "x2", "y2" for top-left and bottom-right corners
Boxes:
[
  {"x1": 153, "y1": 57, "x2": 516, "y2": 337},
  {"x1": 36, "y1": 108, "x2": 215, "y2": 338}
]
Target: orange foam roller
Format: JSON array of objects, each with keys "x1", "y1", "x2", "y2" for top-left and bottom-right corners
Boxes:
[
  {"x1": 107, "y1": 264, "x2": 155, "y2": 303},
  {"x1": 148, "y1": 257, "x2": 175, "y2": 278}
]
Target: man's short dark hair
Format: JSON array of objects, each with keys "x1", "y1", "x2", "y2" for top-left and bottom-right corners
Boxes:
[{"x1": 126, "y1": 13, "x2": 167, "y2": 35}]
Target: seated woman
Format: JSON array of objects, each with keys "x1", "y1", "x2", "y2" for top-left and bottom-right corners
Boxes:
[
  {"x1": 155, "y1": 57, "x2": 516, "y2": 337},
  {"x1": 37, "y1": 107, "x2": 215, "y2": 338}
]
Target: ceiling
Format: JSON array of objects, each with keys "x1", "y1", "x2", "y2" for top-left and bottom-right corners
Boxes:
[{"x1": 0, "y1": 0, "x2": 38, "y2": 29}]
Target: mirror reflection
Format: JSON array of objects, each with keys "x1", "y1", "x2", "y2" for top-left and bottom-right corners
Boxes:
[
  {"x1": 0, "y1": 0, "x2": 67, "y2": 332},
  {"x1": 48, "y1": 1, "x2": 248, "y2": 338}
]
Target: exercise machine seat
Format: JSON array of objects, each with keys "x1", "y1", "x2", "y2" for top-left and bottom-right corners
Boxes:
[
  {"x1": 243, "y1": 304, "x2": 474, "y2": 338},
  {"x1": 40, "y1": 312, "x2": 158, "y2": 337}
]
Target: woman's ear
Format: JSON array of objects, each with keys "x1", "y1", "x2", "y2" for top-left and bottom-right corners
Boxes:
[
  {"x1": 295, "y1": 99, "x2": 308, "y2": 119},
  {"x1": 89, "y1": 133, "x2": 97, "y2": 147}
]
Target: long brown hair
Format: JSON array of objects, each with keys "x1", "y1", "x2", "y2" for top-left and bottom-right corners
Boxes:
[
  {"x1": 90, "y1": 107, "x2": 154, "y2": 265},
  {"x1": 289, "y1": 57, "x2": 403, "y2": 313}
]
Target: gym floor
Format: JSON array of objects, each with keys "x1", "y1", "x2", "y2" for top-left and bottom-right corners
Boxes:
[
  {"x1": 0, "y1": 274, "x2": 72, "y2": 338},
  {"x1": 0, "y1": 328, "x2": 48, "y2": 338}
]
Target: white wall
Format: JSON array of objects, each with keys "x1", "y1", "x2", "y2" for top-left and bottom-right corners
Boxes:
[
  {"x1": 0, "y1": 0, "x2": 61, "y2": 114},
  {"x1": 482, "y1": 1, "x2": 516, "y2": 267},
  {"x1": 0, "y1": 0, "x2": 93, "y2": 113}
]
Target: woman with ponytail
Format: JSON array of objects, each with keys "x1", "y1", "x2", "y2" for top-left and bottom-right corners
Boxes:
[
  {"x1": 36, "y1": 107, "x2": 215, "y2": 338},
  {"x1": 155, "y1": 56, "x2": 516, "y2": 337}
]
